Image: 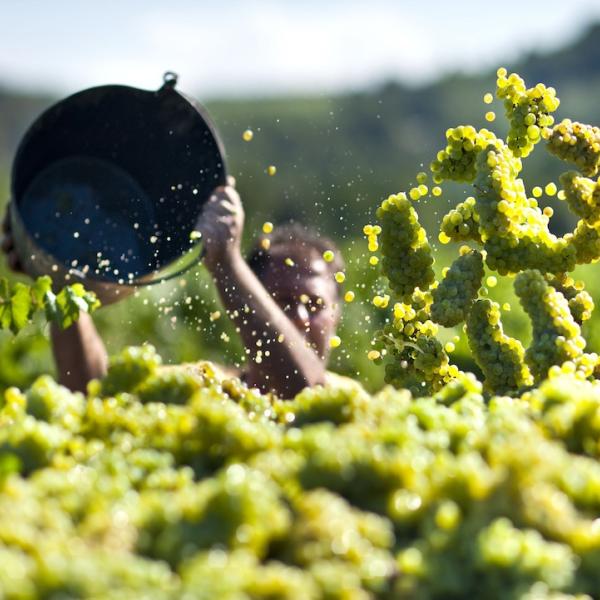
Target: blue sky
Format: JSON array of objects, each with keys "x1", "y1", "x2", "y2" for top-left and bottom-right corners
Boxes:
[{"x1": 1, "y1": 0, "x2": 599, "y2": 97}]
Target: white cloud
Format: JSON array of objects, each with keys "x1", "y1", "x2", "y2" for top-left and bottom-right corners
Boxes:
[{"x1": 0, "y1": 0, "x2": 599, "y2": 96}]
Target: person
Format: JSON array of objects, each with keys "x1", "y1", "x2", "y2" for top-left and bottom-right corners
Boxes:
[{"x1": 1, "y1": 178, "x2": 350, "y2": 398}]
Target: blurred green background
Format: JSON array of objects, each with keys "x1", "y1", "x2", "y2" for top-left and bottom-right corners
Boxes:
[{"x1": 1, "y1": 24, "x2": 600, "y2": 392}]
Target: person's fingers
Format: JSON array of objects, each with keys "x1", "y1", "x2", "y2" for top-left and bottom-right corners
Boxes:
[{"x1": 227, "y1": 175, "x2": 236, "y2": 188}]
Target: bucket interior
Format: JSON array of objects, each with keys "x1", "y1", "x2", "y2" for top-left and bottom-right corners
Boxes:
[{"x1": 12, "y1": 84, "x2": 226, "y2": 284}]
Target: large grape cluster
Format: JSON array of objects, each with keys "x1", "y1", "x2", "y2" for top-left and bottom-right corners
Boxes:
[
  {"x1": 466, "y1": 299, "x2": 532, "y2": 395},
  {"x1": 371, "y1": 70, "x2": 600, "y2": 396},
  {"x1": 474, "y1": 141, "x2": 575, "y2": 275},
  {"x1": 4, "y1": 346, "x2": 600, "y2": 597},
  {"x1": 514, "y1": 270, "x2": 585, "y2": 383},
  {"x1": 377, "y1": 193, "x2": 435, "y2": 301},
  {"x1": 547, "y1": 119, "x2": 600, "y2": 176},
  {"x1": 496, "y1": 70, "x2": 560, "y2": 158},
  {"x1": 431, "y1": 249, "x2": 483, "y2": 327}
]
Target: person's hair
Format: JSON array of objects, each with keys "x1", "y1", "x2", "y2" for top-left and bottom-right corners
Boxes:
[{"x1": 247, "y1": 223, "x2": 344, "y2": 295}]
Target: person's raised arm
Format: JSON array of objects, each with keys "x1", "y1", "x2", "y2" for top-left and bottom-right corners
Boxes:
[
  {"x1": 2, "y1": 204, "x2": 108, "y2": 392},
  {"x1": 198, "y1": 182, "x2": 327, "y2": 397}
]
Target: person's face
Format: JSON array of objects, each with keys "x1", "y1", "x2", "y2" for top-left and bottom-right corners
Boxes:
[{"x1": 260, "y1": 249, "x2": 340, "y2": 361}]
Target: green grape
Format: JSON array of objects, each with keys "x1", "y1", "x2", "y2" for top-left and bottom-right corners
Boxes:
[
  {"x1": 496, "y1": 72, "x2": 560, "y2": 158},
  {"x1": 376, "y1": 193, "x2": 435, "y2": 300},
  {"x1": 431, "y1": 249, "x2": 484, "y2": 327},
  {"x1": 548, "y1": 119, "x2": 600, "y2": 176},
  {"x1": 515, "y1": 270, "x2": 585, "y2": 382},
  {"x1": 466, "y1": 299, "x2": 532, "y2": 395},
  {"x1": 439, "y1": 196, "x2": 482, "y2": 243},
  {"x1": 560, "y1": 171, "x2": 600, "y2": 225}
]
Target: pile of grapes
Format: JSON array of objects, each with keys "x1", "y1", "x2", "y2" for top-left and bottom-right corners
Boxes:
[
  {"x1": 1, "y1": 344, "x2": 600, "y2": 599},
  {"x1": 2, "y1": 70, "x2": 600, "y2": 598}
]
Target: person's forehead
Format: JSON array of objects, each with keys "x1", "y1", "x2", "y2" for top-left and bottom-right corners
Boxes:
[{"x1": 262, "y1": 251, "x2": 336, "y2": 298}]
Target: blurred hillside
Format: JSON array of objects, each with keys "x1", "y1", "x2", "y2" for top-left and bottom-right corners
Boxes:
[
  {"x1": 1, "y1": 23, "x2": 600, "y2": 240},
  {"x1": 1, "y1": 23, "x2": 600, "y2": 392}
]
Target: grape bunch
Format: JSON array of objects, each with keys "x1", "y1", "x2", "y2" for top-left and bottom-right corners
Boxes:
[
  {"x1": 439, "y1": 196, "x2": 481, "y2": 244},
  {"x1": 545, "y1": 273, "x2": 594, "y2": 325},
  {"x1": 496, "y1": 69, "x2": 560, "y2": 158},
  {"x1": 473, "y1": 140, "x2": 575, "y2": 275},
  {"x1": 560, "y1": 170, "x2": 600, "y2": 225},
  {"x1": 371, "y1": 68, "x2": 600, "y2": 396},
  {"x1": 548, "y1": 119, "x2": 600, "y2": 176},
  {"x1": 514, "y1": 270, "x2": 585, "y2": 383},
  {"x1": 377, "y1": 193, "x2": 435, "y2": 301},
  {"x1": 466, "y1": 298, "x2": 532, "y2": 395},
  {"x1": 429, "y1": 126, "x2": 498, "y2": 183},
  {"x1": 430, "y1": 249, "x2": 484, "y2": 327}
]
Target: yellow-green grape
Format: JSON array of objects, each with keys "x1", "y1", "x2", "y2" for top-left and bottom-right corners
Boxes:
[
  {"x1": 242, "y1": 129, "x2": 254, "y2": 142},
  {"x1": 559, "y1": 171, "x2": 600, "y2": 225},
  {"x1": 329, "y1": 336, "x2": 341, "y2": 349},
  {"x1": 473, "y1": 141, "x2": 575, "y2": 275},
  {"x1": 409, "y1": 187, "x2": 421, "y2": 200},
  {"x1": 547, "y1": 119, "x2": 600, "y2": 176},
  {"x1": 496, "y1": 72, "x2": 560, "y2": 158},
  {"x1": 485, "y1": 111, "x2": 495, "y2": 122},
  {"x1": 334, "y1": 271, "x2": 346, "y2": 283},
  {"x1": 262, "y1": 221, "x2": 274, "y2": 234},
  {"x1": 323, "y1": 250, "x2": 335, "y2": 263},
  {"x1": 429, "y1": 126, "x2": 499, "y2": 183},
  {"x1": 439, "y1": 196, "x2": 481, "y2": 243},
  {"x1": 344, "y1": 291, "x2": 355, "y2": 302},
  {"x1": 377, "y1": 193, "x2": 435, "y2": 301},
  {"x1": 483, "y1": 92, "x2": 494, "y2": 104},
  {"x1": 431, "y1": 250, "x2": 484, "y2": 327},
  {"x1": 514, "y1": 270, "x2": 585, "y2": 382},
  {"x1": 466, "y1": 299, "x2": 532, "y2": 394},
  {"x1": 545, "y1": 273, "x2": 595, "y2": 325}
]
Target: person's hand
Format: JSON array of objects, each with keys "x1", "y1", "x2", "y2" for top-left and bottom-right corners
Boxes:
[
  {"x1": 1, "y1": 202, "x2": 26, "y2": 275},
  {"x1": 197, "y1": 176, "x2": 244, "y2": 272}
]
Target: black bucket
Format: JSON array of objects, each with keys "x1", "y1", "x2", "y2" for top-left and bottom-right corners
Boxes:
[{"x1": 10, "y1": 72, "x2": 226, "y2": 304}]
